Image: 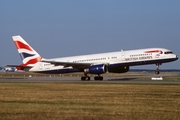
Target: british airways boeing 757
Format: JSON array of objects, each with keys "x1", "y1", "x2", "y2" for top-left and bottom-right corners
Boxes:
[{"x1": 7, "y1": 35, "x2": 178, "y2": 81}]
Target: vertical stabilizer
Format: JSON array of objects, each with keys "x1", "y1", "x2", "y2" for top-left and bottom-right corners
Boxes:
[{"x1": 12, "y1": 35, "x2": 42, "y2": 66}]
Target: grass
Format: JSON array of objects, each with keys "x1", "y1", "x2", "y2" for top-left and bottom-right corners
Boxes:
[{"x1": 0, "y1": 83, "x2": 180, "y2": 120}]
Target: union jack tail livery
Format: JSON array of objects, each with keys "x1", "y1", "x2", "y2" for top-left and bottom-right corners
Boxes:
[{"x1": 12, "y1": 36, "x2": 42, "y2": 69}]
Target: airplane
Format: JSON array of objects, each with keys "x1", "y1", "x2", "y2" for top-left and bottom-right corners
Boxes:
[{"x1": 7, "y1": 35, "x2": 178, "y2": 81}]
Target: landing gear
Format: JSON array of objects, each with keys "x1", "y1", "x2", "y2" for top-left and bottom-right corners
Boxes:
[
  {"x1": 94, "y1": 76, "x2": 103, "y2": 81},
  {"x1": 81, "y1": 72, "x2": 103, "y2": 81},
  {"x1": 81, "y1": 76, "x2": 90, "y2": 81},
  {"x1": 155, "y1": 71, "x2": 160, "y2": 75},
  {"x1": 81, "y1": 72, "x2": 91, "y2": 81},
  {"x1": 81, "y1": 76, "x2": 104, "y2": 81},
  {"x1": 155, "y1": 63, "x2": 161, "y2": 75}
]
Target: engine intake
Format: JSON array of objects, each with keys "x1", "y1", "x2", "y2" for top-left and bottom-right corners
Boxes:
[{"x1": 84, "y1": 64, "x2": 107, "y2": 75}]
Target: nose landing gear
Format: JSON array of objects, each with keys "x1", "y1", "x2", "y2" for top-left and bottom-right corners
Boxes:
[{"x1": 155, "y1": 63, "x2": 161, "y2": 75}]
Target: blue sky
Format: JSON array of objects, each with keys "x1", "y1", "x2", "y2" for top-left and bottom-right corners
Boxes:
[{"x1": 0, "y1": 0, "x2": 180, "y2": 69}]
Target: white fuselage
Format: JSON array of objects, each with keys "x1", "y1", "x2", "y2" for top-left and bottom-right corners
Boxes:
[{"x1": 29, "y1": 48, "x2": 178, "y2": 73}]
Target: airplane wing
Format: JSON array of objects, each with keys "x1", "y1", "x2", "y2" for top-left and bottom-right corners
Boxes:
[{"x1": 41, "y1": 60, "x2": 92, "y2": 69}]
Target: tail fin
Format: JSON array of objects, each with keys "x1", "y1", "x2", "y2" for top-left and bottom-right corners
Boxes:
[{"x1": 12, "y1": 35, "x2": 42, "y2": 66}]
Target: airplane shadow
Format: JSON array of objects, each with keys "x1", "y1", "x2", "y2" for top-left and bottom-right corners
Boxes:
[{"x1": 108, "y1": 77, "x2": 137, "y2": 81}]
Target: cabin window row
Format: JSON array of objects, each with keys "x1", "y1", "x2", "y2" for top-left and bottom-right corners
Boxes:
[
  {"x1": 44, "y1": 63, "x2": 51, "y2": 66},
  {"x1": 73, "y1": 56, "x2": 118, "y2": 63},
  {"x1": 73, "y1": 58, "x2": 106, "y2": 63},
  {"x1": 130, "y1": 53, "x2": 152, "y2": 57}
]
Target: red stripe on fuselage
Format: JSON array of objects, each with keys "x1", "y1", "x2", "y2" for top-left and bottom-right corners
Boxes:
[
  {"x1": 14, "y1": 41, "x2": 33, "y2": 51},
  {"x1": 145, "y1": 50, "x2": 162, "y2": 53}
]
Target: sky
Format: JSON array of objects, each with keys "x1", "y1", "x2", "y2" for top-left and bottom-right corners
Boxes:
[{"x1": 0, "y1": 0, "x2": 180, "y2": 70}]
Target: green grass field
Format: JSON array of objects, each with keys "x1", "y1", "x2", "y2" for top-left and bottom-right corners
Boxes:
[{"x1": 0, "y1": 82, "x2": 180, "y2": 120}]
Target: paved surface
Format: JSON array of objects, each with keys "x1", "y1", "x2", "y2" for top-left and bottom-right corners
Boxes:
[{"x1": 0, "y1": 76, "x2": 180, "y2": 84}]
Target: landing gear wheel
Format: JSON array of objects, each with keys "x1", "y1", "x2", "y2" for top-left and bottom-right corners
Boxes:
[
  {"x1": 94, "y1": 76, "x2": 103, "y2": 81},
  {"x1": 81, "y1": 76, "x2": 86, "y2": 81},
  {"x1": 81, "y1": 76, "x2": 90, "y2": 81},
  {"x1": 155, "y1": 71, "x2": 160, "y2": 75}
]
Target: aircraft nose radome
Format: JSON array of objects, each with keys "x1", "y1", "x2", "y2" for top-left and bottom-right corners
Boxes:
[{"x1": 176, "y1": 55, "x2": 179, "y2": 59}]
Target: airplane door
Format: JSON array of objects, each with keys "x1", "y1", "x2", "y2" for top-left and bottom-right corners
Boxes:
[
  {"x1": 121, "y1": 50, "x2": 126, "y2": 61},
  {"x1": 39, "y1": 62, "x2": 43, "y2": 70}
]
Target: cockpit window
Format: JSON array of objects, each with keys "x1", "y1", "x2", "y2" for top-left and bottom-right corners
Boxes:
[{"x1": 164, "y1": 51, "x2": 173, "y2": 54}]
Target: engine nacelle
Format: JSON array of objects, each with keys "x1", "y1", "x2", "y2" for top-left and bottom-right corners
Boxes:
[
  {"x1": 108, "y1": 65, "x2": 129, "y2": 73},
  {"x1": 84, "y1": 64, "x2": 107, "y2": 74}
]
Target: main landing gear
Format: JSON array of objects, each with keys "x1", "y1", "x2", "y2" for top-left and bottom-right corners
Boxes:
[
  {"x1": 81, "y1": 76, "x2": 104, "y2": 81},
  {"x1": 94, "y1": 76, "x2": 103, "y2": 81},
  {"x1": 155, "y1": 63, "x2": 161, "y2": 75},
  {"x1": 81, "y1": 74, "x2": 103, "y2": 81},
  {"x1": 81, "y1": 72, "x2": 91, "y2": 81},
  {"x1": 81, "y1": 76, "x2": 90, "y2": 81}
]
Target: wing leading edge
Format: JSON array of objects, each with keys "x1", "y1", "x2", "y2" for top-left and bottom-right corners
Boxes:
[{"x1": 41, "y1": 60, "x2": 92, "y2": 69}]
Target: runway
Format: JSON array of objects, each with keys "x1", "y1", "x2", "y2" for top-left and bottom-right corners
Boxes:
[{"x1": 0, "y1": 76, "x2": 180, "y2": 84}]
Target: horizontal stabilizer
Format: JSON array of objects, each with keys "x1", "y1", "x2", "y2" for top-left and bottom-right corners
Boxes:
[
  {"x1": 6, "y1": 65, "x2": 32, "y2": 68},
  {"x1": 6, "y1": 64, "x2": 32, "y2": 71}
]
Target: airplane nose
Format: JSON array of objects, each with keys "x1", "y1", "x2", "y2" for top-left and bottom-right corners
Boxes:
[{"x1": 176, "y1": 55, "x2": 179, "y2": 59}]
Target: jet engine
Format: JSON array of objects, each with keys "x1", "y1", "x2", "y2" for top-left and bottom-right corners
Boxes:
[
  {"x1": 84, "y1": 64, "x2": 107, "y2": 74},
  {"x1": 108, "y1": 65, "x2": 129, "y2": 73}
]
